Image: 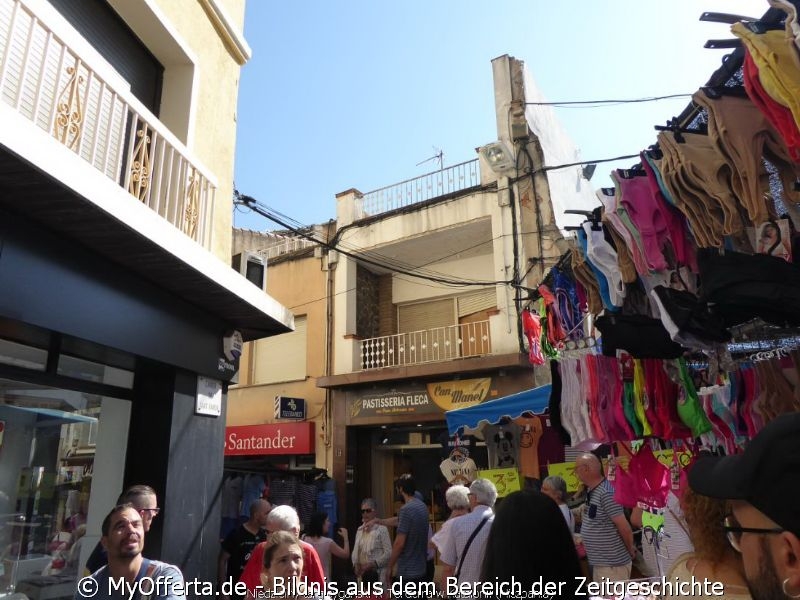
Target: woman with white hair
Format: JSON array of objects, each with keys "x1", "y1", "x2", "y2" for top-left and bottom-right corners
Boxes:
[
  {"x1": 430, "y1": 485, "x2": 471, "y2": 554},
  {"x1": 238, "y1": 505, "x2": 325, "y2": 595},
  {"x1": 541, "y1": 475, "x2": 574, "y2": 533}
]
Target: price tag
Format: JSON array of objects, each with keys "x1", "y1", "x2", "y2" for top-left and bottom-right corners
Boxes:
[
  {"x1": 477, "y1": 468, "x2": 521, "y2": 497},
  {"x1": 547, "y1": 462, "x2": 580, "y2": 492}
]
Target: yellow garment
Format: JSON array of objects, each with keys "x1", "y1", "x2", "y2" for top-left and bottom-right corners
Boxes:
[
  {"x1": 633, "y1": 359, "x2": 653, "y2": 436},
  {"x1": 768, "y1": 0, "x2": 800, "y2": 72},
  {"x1": 733, "y1": 23, "x2": 800, "y2": 130}
]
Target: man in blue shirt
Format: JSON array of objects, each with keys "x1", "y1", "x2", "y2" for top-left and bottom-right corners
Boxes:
[{"x1": 387, "y1": 475, "x2": 429, "y2": 586}]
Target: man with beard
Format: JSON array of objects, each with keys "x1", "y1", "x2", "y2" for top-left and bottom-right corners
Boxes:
[
  {"x1": 75, "y1": 503, "x2": 184, "y2": 599},
  {"x1": 689, "y1": 412, "x2": 800, "y2": 600},
  {"x1": 85, "y1": 485, "x2": 161, "y2": 573}
]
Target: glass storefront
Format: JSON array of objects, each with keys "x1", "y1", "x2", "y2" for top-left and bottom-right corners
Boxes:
[{"x1": 0, "y1": 322, "x2": 134, "y2": 599}]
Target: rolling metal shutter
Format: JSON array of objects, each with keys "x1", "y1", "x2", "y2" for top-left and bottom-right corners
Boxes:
[
  {"x1": 457, "y1": 288, "x2": 496, "y2": 318},
  {"x1": 46, "y1": 0, "x2": 163, "y2": 114},
  {"x1": 397, "y1": 298, "x2": 456, "y2": 333}
]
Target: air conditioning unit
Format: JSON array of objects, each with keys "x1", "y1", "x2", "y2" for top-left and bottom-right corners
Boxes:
[
  {"x1": 232, "y1": 251, "x2": 266, "y2": 290},
  {"x1": 289, "y1": 455, "x2": 316, "y2": 471}
]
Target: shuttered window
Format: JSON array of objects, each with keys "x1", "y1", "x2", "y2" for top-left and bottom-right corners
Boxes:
[
  {"x1": 253, "y1": 316, "x2": 307, "y2": 384},
  {"x1": 457, "y1": 288, "x2": 496, "y2": 318},
  {"x1": 46, "y1": 0, "x2": 163, "y2": 113},
  {"x1": 397, "y1": 298, "x2": 456, "y2": 333}
]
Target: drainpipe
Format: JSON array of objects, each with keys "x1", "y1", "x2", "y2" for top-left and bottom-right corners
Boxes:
[{"x1": 323, "y1": 220, "x2": 336, "y2": 470}]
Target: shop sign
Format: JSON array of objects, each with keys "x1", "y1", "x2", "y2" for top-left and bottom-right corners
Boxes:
[
  {"x1": 274, "y1": 396, "x2": 306, "y2": 420},
  {"x1": 426, "y1": 378, "x2": 491, "y2": 411},
  {"x1": 478, "y1": 468, "x2": 521, "y2": 497},
  {"x1": 196, "y1": 376, "x2": 222, "y2": 417},
  {"x1": 349, "y1": 386, "x2": 439, "y2": 420},
  {"x1": 224, "y1": 422, "x2": 315, "y2": 456}
]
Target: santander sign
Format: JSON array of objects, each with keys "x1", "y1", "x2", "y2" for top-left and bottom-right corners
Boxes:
[{"x1": 224, "y1": 422, "x2": 315, "y2": 456}]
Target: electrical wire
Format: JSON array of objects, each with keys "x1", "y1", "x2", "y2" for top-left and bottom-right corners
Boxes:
[
  {"x1": 525, "y1": 93, "x2": 692, "y2": 107},
  {"x1": 236, "y1": 193, "x2": 513, "y2": 287},
  {"x1": 525, "y1": 153, "x2": 641, "y2": 175},
  {"x1": 285, "y1": 230, "x2": 552, "y2": 312},
  {"x1": 239, "y1": 187, "x2": 519, "y2": 286}
]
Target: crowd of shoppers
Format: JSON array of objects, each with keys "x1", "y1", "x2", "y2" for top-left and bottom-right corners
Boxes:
[{"x1": 73, "y1": 412, "x2": 800, "y2": 600}]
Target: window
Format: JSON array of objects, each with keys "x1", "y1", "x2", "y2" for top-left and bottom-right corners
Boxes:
[{"x1": 253, "y1": 316, "x2": 307, "y2": 384}]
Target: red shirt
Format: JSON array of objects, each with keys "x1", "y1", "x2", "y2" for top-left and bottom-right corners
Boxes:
[{"x1": 238, "y1": 539, "x2": 325, "y2": 593}]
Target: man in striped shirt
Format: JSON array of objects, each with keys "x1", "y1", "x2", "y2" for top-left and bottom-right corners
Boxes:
[{"x1": 576, "y1": 453, "x2": 635, "y2": 583}]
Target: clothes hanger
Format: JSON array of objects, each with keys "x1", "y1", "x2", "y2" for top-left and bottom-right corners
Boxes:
[
  {"x1": 644, "y1": 145, "x2": 663, "y2": 160},
  {"x1": 617, "y1": 165, "x2": 647, "y2": 179},
  {"x1": 699, "y1": 12, "x2": 758, "y2": 24},
  {"x1": 700, "y1": 85, "x2": 749, "y2": 99},
  {"x1": 654, "y1": 117, "x2": 708, "y2": 143}
]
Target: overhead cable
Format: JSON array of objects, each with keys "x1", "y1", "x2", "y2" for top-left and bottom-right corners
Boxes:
[
  {"x1": 235, "y1": 193, "x2": 513, "y2": 288},
  {"x1": 525, "y1": 93, "x2": 692, "y2": 107}
]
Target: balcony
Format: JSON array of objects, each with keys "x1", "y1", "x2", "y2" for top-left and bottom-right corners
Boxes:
[
  {"x1": 360, "y1": 320, "x2": 491, "y2": 370},
  {"x1": 0, "y1": 0, "x2": 216, "y2": 249},
  {"x1": 356, "y1": 159, "x2": 480, "y2": 220}
]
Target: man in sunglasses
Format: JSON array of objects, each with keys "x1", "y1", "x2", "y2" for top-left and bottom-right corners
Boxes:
[
  {"x1": 689, "y1": 412, "x2": 800, "y2": 600},
  {"x1": 85, "y1": 485, "x2": 160, "y2": 573}
]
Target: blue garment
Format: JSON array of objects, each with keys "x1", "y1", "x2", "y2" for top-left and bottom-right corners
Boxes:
[
  {"x1": 240, "y1": 474, "x2": 265, "y2": 518},
  {"x1": 552, "y1": 267, "x2": 583, "y2": 339},
  {"x1": 643, "y1": 152, "x2": 677, "y2": 208},
  {"x1": 316, "y1": 490, "x2": 338, "y2": 540},
  {"x1": 577, "y1": 227, "x2": 619, "y2": 312},
  {"x1": 396, "y1": 497, "x2": 429, "y2": 580}
]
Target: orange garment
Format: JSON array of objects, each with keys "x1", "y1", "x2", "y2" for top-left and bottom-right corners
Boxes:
[
  {"x1": 515, "y1": 416, "x2": 544, "y2": 479},
  {"x1": 692, "y1": 90, "x2": 800, "y2": 224},
  {"x1": 658, "y1": 132, "x2": 732, "y2": 246}
]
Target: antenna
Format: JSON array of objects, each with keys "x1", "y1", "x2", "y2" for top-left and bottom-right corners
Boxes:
[{"x1": 416, "y1": 146, "x2": 444, "y2": 170}]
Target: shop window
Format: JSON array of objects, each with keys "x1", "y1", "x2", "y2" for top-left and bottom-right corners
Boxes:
[
  {"x1": 0, "y1": 378, "x2": 126, "y2": 596},
  {"x1": 0, "y1": 339, "x2": 47, "y2": 371},
  {"x1": 57, "y1": 355, "x2": 134, "y2": 389},
  {"x1": 253, "y1": 315, "x2": 307, "y2": 384}
]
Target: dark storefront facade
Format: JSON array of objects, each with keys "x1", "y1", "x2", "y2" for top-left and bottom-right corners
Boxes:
[{"x1": 0, "y1": 204, "x2": 290, "y2": 594}]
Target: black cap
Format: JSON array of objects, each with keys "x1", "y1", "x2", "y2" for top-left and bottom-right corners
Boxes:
[{"x1": 689, "y1": 412, "x2": 800, "y2": 536}]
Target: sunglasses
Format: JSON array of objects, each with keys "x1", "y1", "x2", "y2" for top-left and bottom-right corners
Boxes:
[
  {"x1": 723, "y1": 515, "x2": 783, "y2": 552},
  {"x1": 138, "y1": 508, "x2": 161, "y2": 517},
  {"x1": 361, "y1": 508, "x2": 374, "y2": 514}
]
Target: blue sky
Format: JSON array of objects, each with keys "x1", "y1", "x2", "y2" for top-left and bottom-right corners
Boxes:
[{"x1": 233, "y1": 0, "x2": 764, "y2": 231}]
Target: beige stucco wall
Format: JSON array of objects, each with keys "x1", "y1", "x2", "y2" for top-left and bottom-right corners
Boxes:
[
  {"x1": 332, "y1": 188, "x2": 521, "y2": 373},
  {"x1": 228, "y1": 252, "x2": 332, "y2": 470},
  {"x1": 157, "y1": 0, "x2": 245, "y2": 261},
  {"x1": 116, "y1": 0, "x2": 247, "y2": 261}
]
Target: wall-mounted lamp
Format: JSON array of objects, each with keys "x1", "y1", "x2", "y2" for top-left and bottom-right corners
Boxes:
[{"x1": 477, "y1": 141, "x2": 517, "y2": 176}]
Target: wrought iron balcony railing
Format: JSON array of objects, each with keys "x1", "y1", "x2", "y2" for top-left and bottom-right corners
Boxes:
[
  {"x1": 360, "y1": 320, "x2": 491, "y2": 370},
  {"x1": 0, "y1": 0, "x2": 217, "y2": 248}
]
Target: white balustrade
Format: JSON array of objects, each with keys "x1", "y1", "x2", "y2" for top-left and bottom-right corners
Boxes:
[
  {"x1": 0, "y1": 0, "x2": 217, "y2": 248},
  {"x1": 360, "y1": 320, "x2": 491, "y2": 370}
]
